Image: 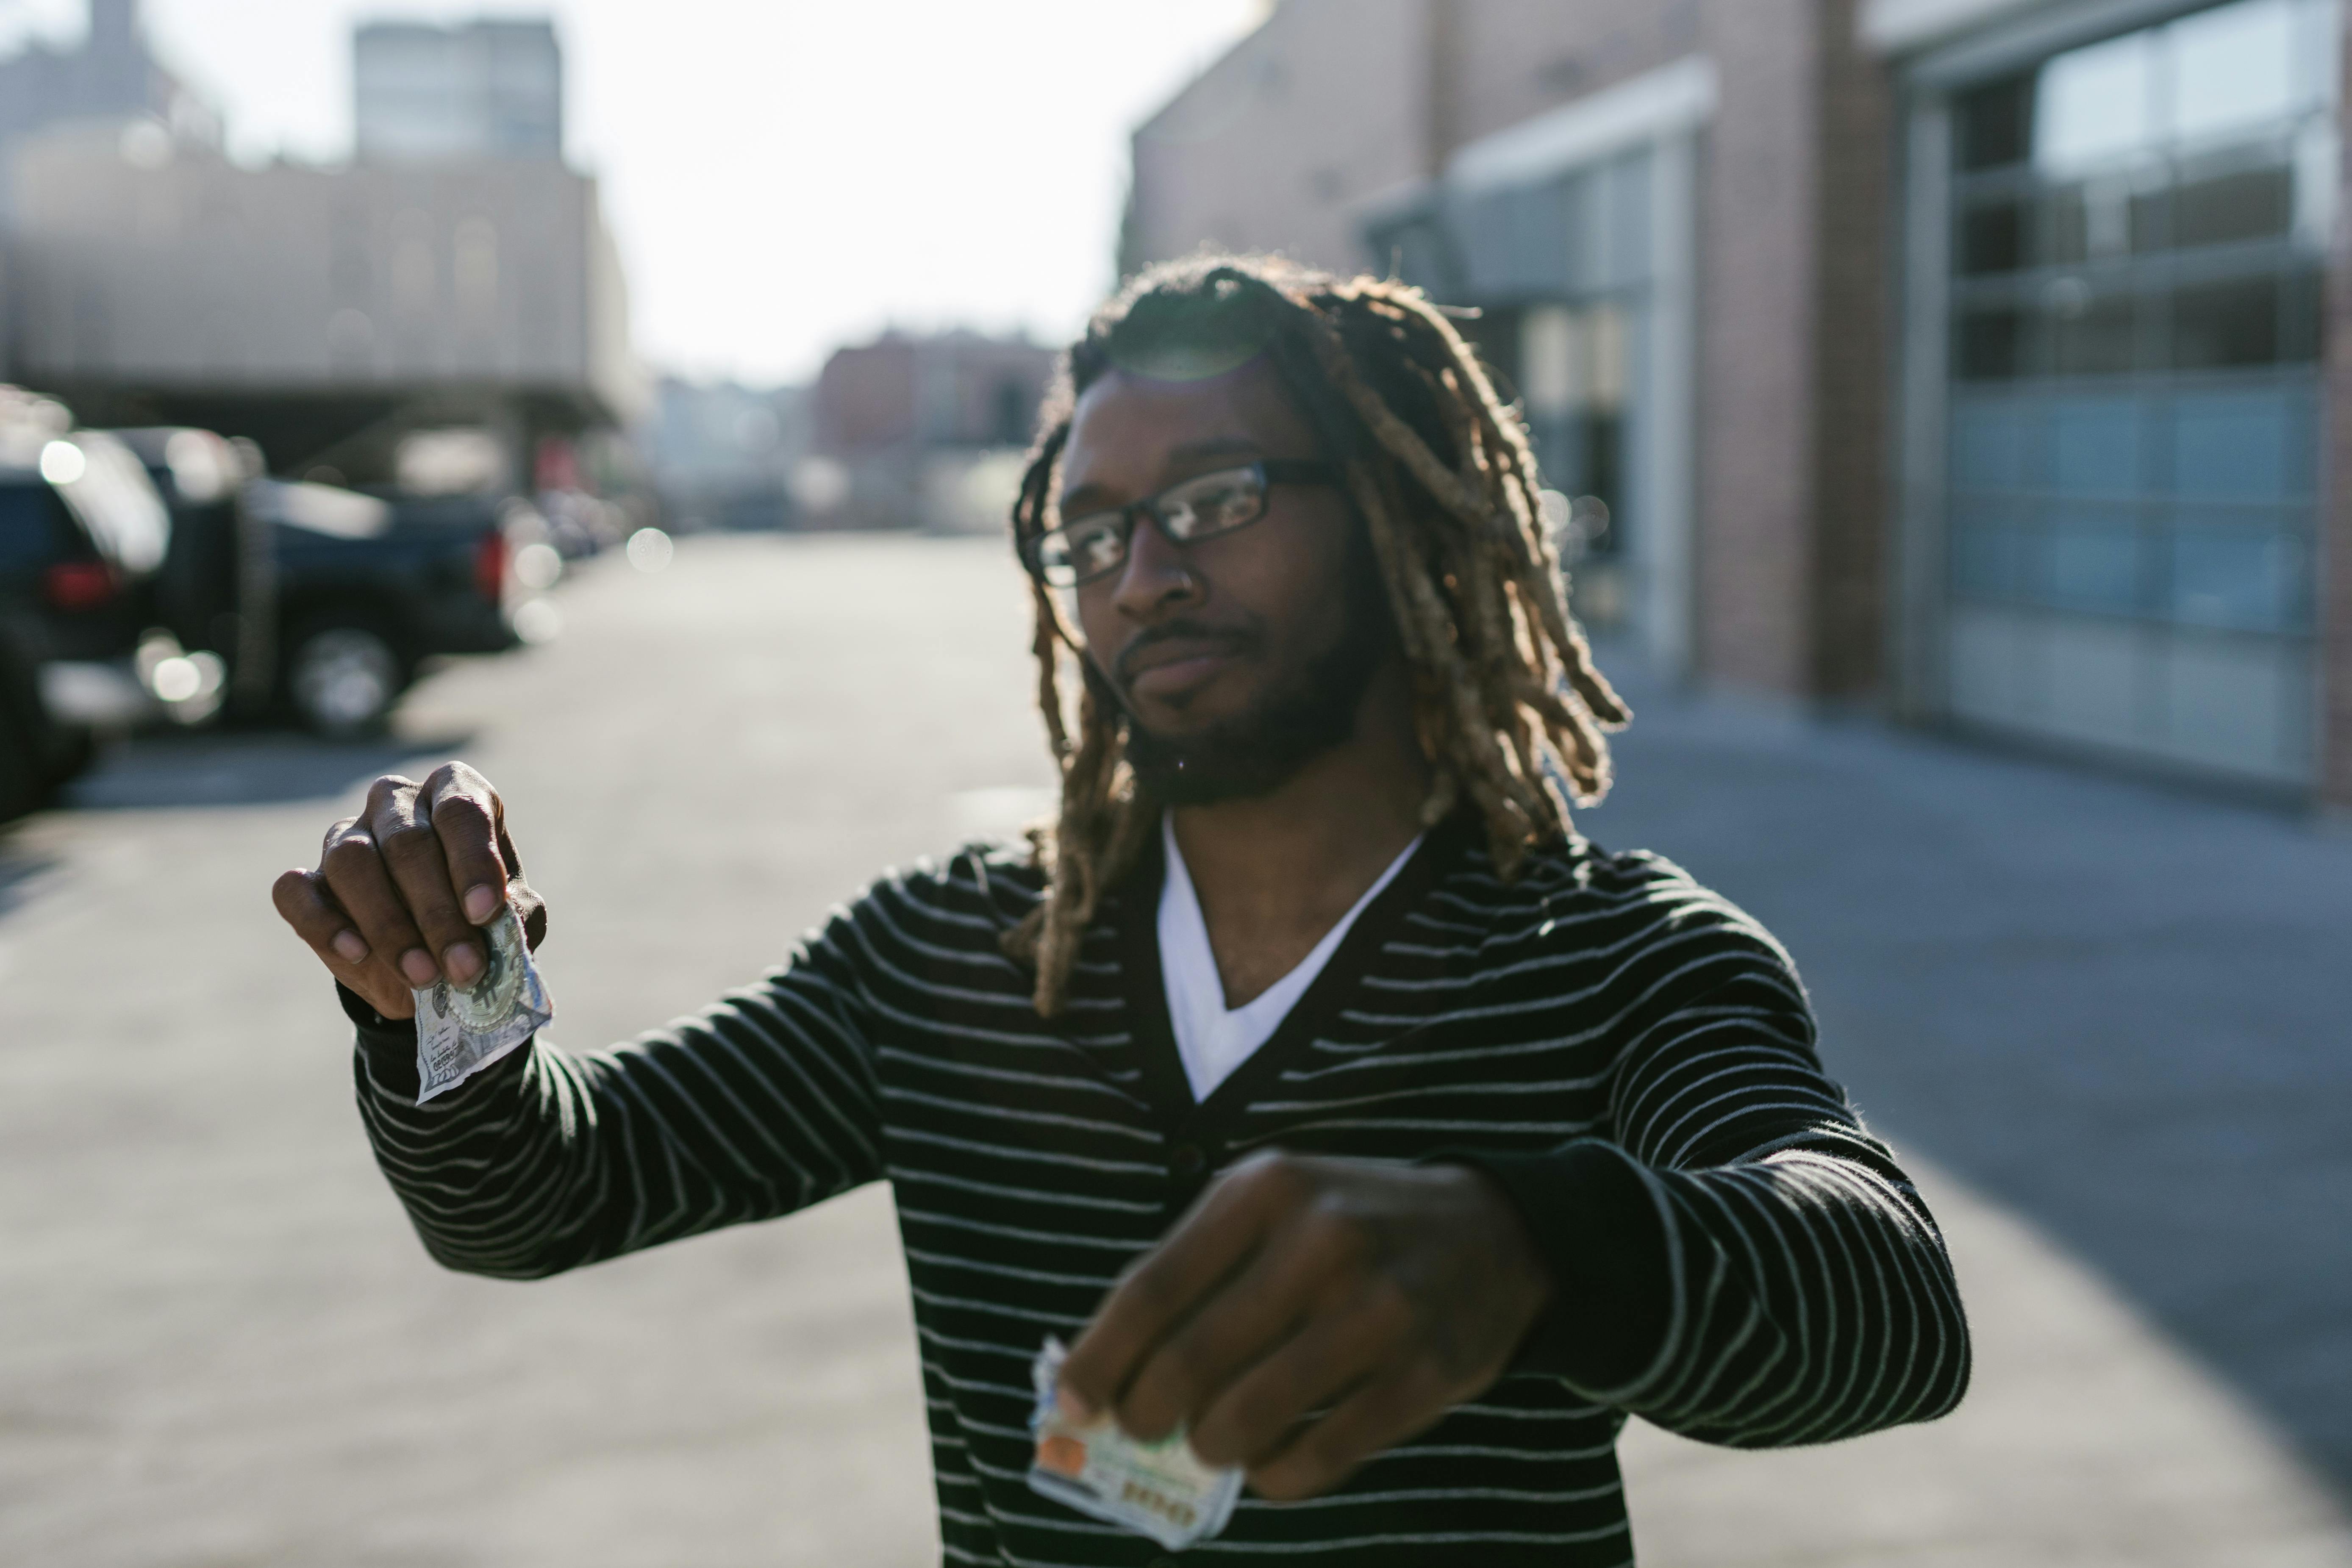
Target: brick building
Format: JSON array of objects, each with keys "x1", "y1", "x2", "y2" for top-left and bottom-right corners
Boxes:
[
  {"x1": 805, "y1": 329, "x2": 1054, "y2": 532},
  {"x1": 1124, "y1": 0, "x2": 2351, "y2": 808},
  {"x1": 814, "y1": 329, "x2": 1050, "y2": 456}
]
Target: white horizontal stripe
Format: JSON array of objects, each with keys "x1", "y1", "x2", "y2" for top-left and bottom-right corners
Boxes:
[
  {"x1": 903, "y1": 1244, "x2": 1119, "y2": 1291},
  {"x1": 886, "y1": 1124, "x2": 1161, "y2": 1176},
  {"x1": 891, "y1": 1163, "x2": 1163, "y2": 1214},
  {"x1": 881, "y1": 1083, "x2": 1162, "y2": 1145},
  {"x1": 898, "y1": 1204, "x2": 1151, "y2": 1253}
]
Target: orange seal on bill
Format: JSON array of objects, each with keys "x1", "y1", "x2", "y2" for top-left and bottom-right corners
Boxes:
[{"x1": 1037, "y1": 1433, "x2": 1088, "y2": 1477}]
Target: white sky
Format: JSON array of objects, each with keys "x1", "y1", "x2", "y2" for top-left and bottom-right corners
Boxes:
[{"x1": 0, "y1": 0, "x2": 1268, "y2": 384}]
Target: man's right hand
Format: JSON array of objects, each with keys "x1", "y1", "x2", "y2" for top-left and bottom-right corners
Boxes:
[{"x1": 271, "y1": 762, "x2": 545, "y2": 1020}]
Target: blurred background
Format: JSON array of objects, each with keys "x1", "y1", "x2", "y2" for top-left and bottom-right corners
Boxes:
[{"x1": 0, "y1": 1, "x2": 2347, "y2": 1564}]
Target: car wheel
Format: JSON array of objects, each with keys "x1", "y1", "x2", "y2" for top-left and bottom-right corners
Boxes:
[
  {"x1": 0, "y1": 700, "x2": 40, "y2": 821},
  {"x1": 287, "y1": 624, "x2": 403, "y2": 737},
  {"x1": 0, "y1": 649, "x2": 83, "y2": 818},
  {"x1": 35, "y1": 721, "x2": 93, "y2": 789}
]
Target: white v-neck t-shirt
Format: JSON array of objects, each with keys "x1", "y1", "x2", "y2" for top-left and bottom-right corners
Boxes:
[{"x1": 1158, "y1": 815, "x2": 1424, "y2": 1103}]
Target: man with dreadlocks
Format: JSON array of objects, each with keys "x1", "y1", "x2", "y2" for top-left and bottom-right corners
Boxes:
[{"x1": 276, "y1": 254, "x2": 1969, "y2": 1566}]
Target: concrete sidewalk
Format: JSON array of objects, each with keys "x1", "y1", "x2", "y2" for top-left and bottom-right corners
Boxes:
[{"x1": 1583, "y1": 651, "x2": 2352, "y2": 1564}]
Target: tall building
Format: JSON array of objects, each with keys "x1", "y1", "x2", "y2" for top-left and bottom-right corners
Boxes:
[
  {"x1": 1123, "y1": 0, "x2": 2352, "y2": 810},
  {"x1": 354, "y1": 18, "x2": 563, "y2": 164},
  {"x1": 0, "y1": 0, "x2": 219, "y2": 187}
]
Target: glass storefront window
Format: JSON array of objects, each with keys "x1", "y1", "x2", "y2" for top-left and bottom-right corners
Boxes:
[
  {"x1": 2035, "y1": 31, "x2": 2160, "y2": 173},
  {"x1": 1518, "y1": 299, "x2": 1630, "y2": 630},
  {"x1": 2170, "y1": 524, "x2": 2308, "y2": 630},
  {"x1": 1957, "y1": 74, "x2": 2033, "y2": 170},
  {"x1": 2164, "y1": 158, "x2": 2294, "y2": 248},
  {"x1": 1946, "y1": 0, "x2": 2330, "y2": 647},
  {"x1": 2170, "y1": 0, "x2": 2309, "y2": 143},
  {"x1": 2042, "y1": 511, "x2": 2147, "y2": 614}
]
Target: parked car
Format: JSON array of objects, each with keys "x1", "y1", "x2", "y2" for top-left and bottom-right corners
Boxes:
[
  {"x1": 250, "y1": 482, "x2": 526, "y2": 735},
  {"x1": 112, "y1": 425, "x2": 537, "y2": 737},
  {"x1": 0, "y1": 404, "x2": 191, "y2": 819},
  {"x1": 0, "y1": 590, "x2": 81, "y2": 821},
  {"x1": 113, "y1": 426, "x2": 269, "y2": 722}
]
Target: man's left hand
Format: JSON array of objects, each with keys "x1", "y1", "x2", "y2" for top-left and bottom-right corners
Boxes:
[{"x1": 1055, "y1": 1151, "x2": 1552, "y2": 1501}]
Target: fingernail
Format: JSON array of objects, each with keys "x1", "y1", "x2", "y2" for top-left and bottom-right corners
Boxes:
[
  {"x1": 400, "y1": 949, "x2": 438, "y2": 986},
  {"x1": 333, "y1": 931, "x2": 369, "y2": 963},
  {"x1": 444, "y1": 942, "x2": 483, "y2": 985},
  {"x1": 1056, "y1": 1385, "x2": 1094, "y2": 1423},
  {"x1": 463, "y1": 884, "x2": 500, "y2": 923}
]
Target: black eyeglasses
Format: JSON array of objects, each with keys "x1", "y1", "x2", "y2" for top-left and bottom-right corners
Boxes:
[{"x1": 1024, "y1": 459, "x2": 1338, "y2": 588}]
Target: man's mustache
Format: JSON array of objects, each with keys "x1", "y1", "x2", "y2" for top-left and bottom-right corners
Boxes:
[{"x1": 1112, "y1": 619, "x2": 1258, "y2": 686}]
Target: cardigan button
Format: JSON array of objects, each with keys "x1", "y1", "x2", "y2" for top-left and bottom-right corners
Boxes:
[{"x1": 1169, "y1": 1142, "x2": 1206, "y2": 1178}]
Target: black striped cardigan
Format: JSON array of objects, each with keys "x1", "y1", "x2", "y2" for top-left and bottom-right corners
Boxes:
[{"x1": 348, "y1": 813, "x2": 1969, "y2": 1567}]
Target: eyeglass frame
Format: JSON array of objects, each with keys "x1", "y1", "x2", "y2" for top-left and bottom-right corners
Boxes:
[{"x1": 1020, "y1": 458, "x2": 1340, "y2": 589}]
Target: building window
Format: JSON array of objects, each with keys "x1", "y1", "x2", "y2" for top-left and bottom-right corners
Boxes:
[
  {"x1": 1935, "y1": 0, "x2": 2334, "y2": 783},
  {"x1": 1946, "y1": 0, "x2": 2330, "y2": 633},
  {"x1": 992, "y1": 379, "x2": 1030, "y2": 446}
]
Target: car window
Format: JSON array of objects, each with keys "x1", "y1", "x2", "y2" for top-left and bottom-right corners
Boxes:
[
  {"x1": 52, "y1": 436, "x2": 170, "y2": 572},
  {"x1": 246, "y1": 477, "x2": 392, "y2": 538},
  {"x1": 0, "y1": 483, "x2": 75, "y2": 572}
]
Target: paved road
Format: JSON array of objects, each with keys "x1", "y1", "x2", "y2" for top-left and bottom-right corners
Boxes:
[{"x1": 1, "y1": 534, "x2": 2344, "y2": 1566}]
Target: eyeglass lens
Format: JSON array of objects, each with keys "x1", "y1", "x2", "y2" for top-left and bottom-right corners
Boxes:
[{"x1": 1043, "y1": 466, "x2": 1269, "y2": 586}]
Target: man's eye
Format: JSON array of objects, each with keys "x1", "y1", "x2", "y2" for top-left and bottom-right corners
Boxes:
[
  {"x1": 1167, "y1": 475, "x2": 1259, "y2": 534},
  {"x1": 1072, "y1": 523, "x2": 1124, "y2": 572}
]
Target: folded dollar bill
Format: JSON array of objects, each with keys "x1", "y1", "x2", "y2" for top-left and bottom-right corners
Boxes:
[
  {"x1": 1027, "y1": 1336, "x2": 1243, "y2": 1550},
  {"x1": 413, "y1": 903, "x2": 552, "y2": 1104}
]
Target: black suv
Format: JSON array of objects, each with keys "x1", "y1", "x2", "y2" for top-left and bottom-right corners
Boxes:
[
  {"x1": 0, "y1": 415, "x2": 177, "y2": 819},
  {"x1": 116, "y1": 431, "x2": 530, "y2": 737}
]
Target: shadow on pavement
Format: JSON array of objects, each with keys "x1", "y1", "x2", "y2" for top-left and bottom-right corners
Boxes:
[
  {"x1": 62, "y1": 728, "x2": 480, "y2": 811},
  {"x1": 1577, "y1": 652, "x2": 2352, "y2": 1499},
  {"x1": 0, "y1": 830, "x2": 58, "y2": 917}
]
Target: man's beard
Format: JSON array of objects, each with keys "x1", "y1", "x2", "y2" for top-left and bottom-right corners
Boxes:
[{"x1": 1110, "y1": 537, "x2": 1395, "y2": 807}]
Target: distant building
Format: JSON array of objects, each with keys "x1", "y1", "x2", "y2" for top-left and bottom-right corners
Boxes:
[
  {"x1": 642, "y1": 377, "x2": 811, "y2": 531},
  {"x1": 355, "y1": 19, "x2": 563, "y2": 165},
  {"x1": 0, "y1": 0, "x2": 216, "y2": 382},
  {"x1": 4, "y1": 126, "x2": 637, "y2": 475},
  {"x1": 816, "y1": 329, "x2": 1054, "y2": 453},
  {"x1": 1122, "y1": 0, "x2": 1431, "y2": 285},
  {"x1": 808, "y1": 329, "x2": 1053, "y2": 532},
  {"x1": 0, "y1": 9, "x2": 633, "y2": 484},
  {"x1": 0, "y1": 0, "x2": 217, "y2": 159},
  {"x1": 0, "y1": 0, "x2": 219, "y2": 226},
  {"x1": 1124, "y1": 0, "x2": 2352, "y2": 810}
]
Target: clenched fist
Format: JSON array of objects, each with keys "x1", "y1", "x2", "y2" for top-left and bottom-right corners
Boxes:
[
  {"x1": 272, "y1": 761, "x2": 545, "y2": 1019},
  {"x1": 1056, "y1": 1150, "x2": 1552, "y2": 1501}
]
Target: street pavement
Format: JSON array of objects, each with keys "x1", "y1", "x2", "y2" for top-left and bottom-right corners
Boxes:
[{"x1": 1, "y1": 533, "x2": 2345, "y2": 1566}]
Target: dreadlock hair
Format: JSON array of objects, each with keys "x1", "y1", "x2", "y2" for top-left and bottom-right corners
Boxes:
[{"x1": 1005, "y1": 253, "x2": 1630, "y2": 1016}]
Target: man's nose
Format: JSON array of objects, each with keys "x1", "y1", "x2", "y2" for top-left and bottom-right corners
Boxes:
[{"x1": 1108, "y1": 517, "x2": 1200, "y2": 619}]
